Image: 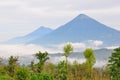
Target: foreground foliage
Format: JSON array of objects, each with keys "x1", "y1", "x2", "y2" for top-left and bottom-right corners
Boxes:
[
  {"x1": 0, "y1": 44, "x2": 119, "y2": 80},
  {"x1": 108, "y1": 47, "x2": 120, "y2": 80}
]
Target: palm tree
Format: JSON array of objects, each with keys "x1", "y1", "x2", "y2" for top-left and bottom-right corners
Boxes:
[
  {"x1": 83, "y1": 48, "x2": 96, "y2": 70},
  {"x1": 83, "y1": 48, "x2": 96, "y2": 79},
  {"x1": 63, "y1": 43, "x2": 73, "y2": 75},
  {"x1": 63, "y1": 43, "x2": 73, "y2": 63},
  {"x1": 35, "y1": 51, "x2": 49, "y2": 73}
]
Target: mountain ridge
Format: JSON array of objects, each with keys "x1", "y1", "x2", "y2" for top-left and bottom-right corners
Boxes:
[
  {"x1": 4, "y1": 26, "x2": 53, "y2": 44},
  {"x1": 4, "y1": 14, "x2": 120, "y2": 47},
  {"x1": 30, "y1": 14, "x2": 120, "y2": 46}
]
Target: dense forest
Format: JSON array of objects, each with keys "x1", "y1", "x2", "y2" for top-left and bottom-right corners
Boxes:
[{"x1": 0, "y1": 43, "x2": 120, "y2": 80}]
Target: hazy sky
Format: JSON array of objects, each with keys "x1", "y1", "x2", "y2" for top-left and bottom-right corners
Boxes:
[{"x1": 0, "y1": 0, "x2": 120, "y2": 42}]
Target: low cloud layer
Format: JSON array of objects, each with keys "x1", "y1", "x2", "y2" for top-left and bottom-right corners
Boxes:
[
  {"x1": 49, "y1": 57, "x2": 107, "y2": 68},
  {"x1": 0, "y1": 40, "x2": 104, "y2": 58},
  {"x1": 0, "y1": 44, "x2": 60, "y2": 58},
  {"x1": 55, "y1": 40, "x2": 103, "y2": 52},
  {"x1": 0, "y1": 40, "x2": 115, "y2": 68},
  {"x1": 88, "y1": 40, "x2": 103, "y2": 47}
]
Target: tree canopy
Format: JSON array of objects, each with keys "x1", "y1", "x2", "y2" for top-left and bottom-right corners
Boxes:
[{"x1": 108, "y1": 47, "x2": 120, "y2": 80}]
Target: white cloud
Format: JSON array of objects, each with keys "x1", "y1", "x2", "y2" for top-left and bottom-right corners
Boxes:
[
  {"x1": 0, "y1": 40, "x2": 103, "y2": 58},
  {"x1": 88, "y1": 40, "x2": 103, "y2": 47},
  {"x1": 49, "y1": 56, "x2": 107, "y2": 68},
  {"x1": 106, "y1": 46, "x2": 119, "y2": 49},
  {"x1": 94, "y1": 60, "x2": 107, "y2": 68},
  {"x1": 49, "y1": 56, "x2": 86, "y2": 64},
  {"x1": 93, "y1": 40, "x2": 103, "y2": 46},
  {"x1": 56, "y1": 42, "x2": 86, "y2": 48},
  {"x1": 53, "y1": 42, "x2": 86, "y2": 52},
  {"x1": 53, "y1": 40, "x2": 103, "y2": 52},
  {"x1": 71, "y1": 42, "x2": 86, "y2": 49},
  {"x1": 0, "y1": 42, "x2": 111, "y2": 67},
  {"x1": 0, "y1": 44, "x2": 60, "y2": 58}
]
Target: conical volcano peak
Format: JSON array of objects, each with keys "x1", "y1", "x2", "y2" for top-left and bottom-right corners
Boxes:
[
  {"x1": 77, "y1": 14, "x2": 91, "y2": 19},
  {"x1": 70, "y1": 14, "x2": 92, "y2": 23}
]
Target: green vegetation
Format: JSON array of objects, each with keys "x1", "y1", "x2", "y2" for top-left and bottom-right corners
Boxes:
[
  {"x1": 16, "y1": 67, "x2": 30, "y2": 80},
  {"x1": 0, "y1": 43, "x2": 119, "y2": 80},
  {"x1": 63, "y1": 43, "x2": 73, "y2": 79},
  {"x1": 83, "y1": 48, "x2": 96, "y2": 79},
  {"x1": 35, "y1": 51, "x2": 49, "y2": 73},
  {"x1": 8, "y1": 56, "x2": 18, "y2": 77},
  {"x1": 108, "y1": 47, "x2": 120, "y2": 80}
]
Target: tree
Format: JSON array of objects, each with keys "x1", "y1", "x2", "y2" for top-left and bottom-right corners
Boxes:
[
  {"x1": 108, "y1": 47, "x2": 120, "y2": 80},
  {"x1": 8, "y1": 56, "x2": 18, "y2": 77},
  {"x1": 35, "y1": 51, "x2": 49, "y2": 73},
  {"x1": 63, "y1": 43, "x2": 73, "y2": 63},
  {"x1": 83, "y1": 48, "x2": 96, "y2": 79},
  {"x1": 63, "y1": 43, "x2": 73, "y2": 79}
]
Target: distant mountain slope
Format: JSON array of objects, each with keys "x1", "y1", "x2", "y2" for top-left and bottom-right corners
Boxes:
[
  {"x1": 5, "y1": 26, "x2": 53, "y2": 44},
  {"x1": 30, "y1": 14, "x2": 120, "y2": 46}
]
